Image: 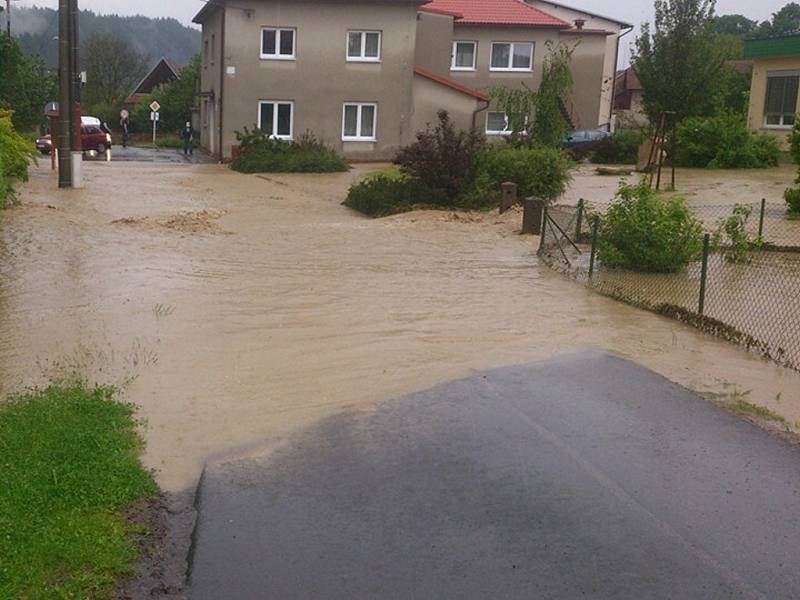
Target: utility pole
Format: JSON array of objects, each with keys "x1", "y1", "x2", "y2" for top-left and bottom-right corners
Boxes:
[
  {"x1": 6, "y1": 0, "x2": 11, "y2": 37},
  {"x1": 57, "y1": 0, "x2": 72, "y2": 188}
]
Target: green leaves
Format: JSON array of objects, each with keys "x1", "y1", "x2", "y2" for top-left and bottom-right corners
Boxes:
[{"x1": 597, "y1": 182, "x2": 704, "y2": 272}]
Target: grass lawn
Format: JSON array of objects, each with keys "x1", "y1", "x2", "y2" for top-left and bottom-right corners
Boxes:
[{"x1": 0, "y1": 383, "x2": 157, "y2": 599}]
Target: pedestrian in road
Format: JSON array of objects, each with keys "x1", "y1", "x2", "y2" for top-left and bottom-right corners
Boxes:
[
  {"x1": 182, "y1": 121, "x2": 194, "y2": 156},
  {"x1": 120, "y1": 115, "x2": 130, "y2": 148}
]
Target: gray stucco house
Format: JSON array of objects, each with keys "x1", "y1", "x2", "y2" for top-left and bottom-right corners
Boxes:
[{"x1": 193, "y1": 0, "x2": 631, "y2": 160}]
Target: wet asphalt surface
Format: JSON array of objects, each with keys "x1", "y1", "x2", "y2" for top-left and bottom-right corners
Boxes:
[
  {"x1": 188, "y1": 351, "x2": 800, "y2": 599},
  {"x1": 110, "y1": 145, "x2": 213, "y2": 163}
]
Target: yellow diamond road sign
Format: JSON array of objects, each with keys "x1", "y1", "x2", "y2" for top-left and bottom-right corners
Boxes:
[{"x1": 149, "y1": 100, "x2": 161, "y2": 113}]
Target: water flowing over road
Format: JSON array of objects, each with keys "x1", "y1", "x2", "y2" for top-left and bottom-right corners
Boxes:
[{"x1": 1, "y1": 161, "x2": 798, "y2": 494}]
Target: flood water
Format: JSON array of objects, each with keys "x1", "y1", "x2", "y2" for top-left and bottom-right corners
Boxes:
[{"x1": 2, "y1": 161, "x2": 799, "y2": 493}]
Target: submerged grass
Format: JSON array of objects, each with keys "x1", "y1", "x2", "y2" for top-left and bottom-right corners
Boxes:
[{"x1": 0, "y1": 382, "x2": 157, "y2": 599}]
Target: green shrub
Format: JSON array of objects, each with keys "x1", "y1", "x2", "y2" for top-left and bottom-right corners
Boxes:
[
  {"x1": 464, "y1": 143, "x2": 574, "y2": 208},
  {"x1": 591, "y1": 129, "x2": 646, "y2": 164},
  {"x1": 343, "y1": 174, "x2": 431, "y2": 217},
  {"x1": 231, "y1": 129, "x2": 348, "y2": 174},
  {"x1": 395, "y1": 110, "x2": 484, "y2": 206},
  {"x1": 0, "y1": 108, "x2": 36, "y2": 208},
  {"x1": 676, "y1": 113, "x2": 780, "y2": 169},
  {"x1": 784, "y1": 187, "x2": 800, "y2": 216},
  {"x1": 790, "y1": 120, "x2": 800, "y2": 167},
  {"x1": 712, "y1": 204, "x2": 761, "y2": 263},
  {"x1": 598, "y1": 182, "x2": 704, "y2": 273}
]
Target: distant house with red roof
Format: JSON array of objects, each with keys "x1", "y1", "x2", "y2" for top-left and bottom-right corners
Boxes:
[
  {"x1": 613, "y1": 66, "x2": 648, "y2": 128},
  {"x1": 193, "y1": 0, "x2": 631, "y2": 159},
  {"x1": 126, "y1": 57, "x2": 183, "y2": 105}
]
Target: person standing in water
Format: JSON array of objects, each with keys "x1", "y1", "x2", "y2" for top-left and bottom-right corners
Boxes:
[{"x1": 182, "y1": 121, "x2": 194, "y2": 156}]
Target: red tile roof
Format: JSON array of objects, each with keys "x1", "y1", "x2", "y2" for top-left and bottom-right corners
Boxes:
[
  {"x1": 414, "y1": 66, "x2": 489, "y2": 101},
  {"x1": 421, "y1": 0, "x2": 568, "y2": 28}
]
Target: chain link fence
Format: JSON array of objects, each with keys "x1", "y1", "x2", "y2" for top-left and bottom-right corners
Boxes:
[{"x1": 539, "y1": 199, "x2": 800, "y2": 372}]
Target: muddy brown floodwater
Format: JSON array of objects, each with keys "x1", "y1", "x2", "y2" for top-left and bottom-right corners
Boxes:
[{"x1": 2, "y1": 161, "x2": 799, "y2": 497}]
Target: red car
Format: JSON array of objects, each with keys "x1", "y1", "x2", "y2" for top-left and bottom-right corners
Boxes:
[{"x1": 36, "y1": 117, "x2": 113, "y2": 160}]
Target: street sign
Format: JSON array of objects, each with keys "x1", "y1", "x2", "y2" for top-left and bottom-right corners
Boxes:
[
  {"x1": 149, "y1": 100, "x2": 161, "y2": 113},
  {"x1": 150, "y1": 112, "x2": 160, "y2": 122}
]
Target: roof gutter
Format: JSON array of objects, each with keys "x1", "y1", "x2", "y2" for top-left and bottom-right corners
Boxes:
[
  {"x1": 608, "y1": 24, "x2": 634, "y2": 129},
  {"x1": 472, "y1": 97, "x2": 491, "y2": 131}
]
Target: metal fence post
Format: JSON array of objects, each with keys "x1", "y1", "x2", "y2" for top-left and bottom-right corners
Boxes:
[
  {"x1": 589, "y1": 217, "x2": 599, "y2": 278},
  {"x1": 538, "y1": 204, "x2": 548, "y2": 252},
  {"x1": 575, "y1": 198, "x2": 584, "y2": 241},
  {"x1": 698, "y1": 233, "x2": 710, "y2": 316},
  {"x1": 758, "y1": 198, "x2": 766, "y2": 240}
]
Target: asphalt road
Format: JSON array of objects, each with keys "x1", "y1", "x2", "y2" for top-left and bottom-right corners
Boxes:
[
  {"x1": 110, "y1": 145, "x2": 212, "y2": 163},
  {"x1": 189, "y1": 351, "x2": 800, "y2": 599}
]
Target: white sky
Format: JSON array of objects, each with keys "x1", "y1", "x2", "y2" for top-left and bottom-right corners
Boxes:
[{"x1": 14, "y1": 0, "x2": 791, "y2": 63}]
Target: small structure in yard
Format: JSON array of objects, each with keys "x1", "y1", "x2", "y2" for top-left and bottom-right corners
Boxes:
[{"x1": 745, "y1": 33, "x2": 800, "y2": 149}]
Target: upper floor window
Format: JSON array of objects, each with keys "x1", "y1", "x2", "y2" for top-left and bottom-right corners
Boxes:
[
  {"x1": 451, "y1": 41, "x2": 476, "y2": 71},
  {"x1": 258, "y1": 100, "x2": 294, "y2": 140},
  {"x1": 211, "y1": 34, "x2": 216, "y2": 65},
  {"x1": 490, "y1": 42, "x2": 534, "y2": 72},
  {"x1": 261, "y1": 27, "x2": 296, "y2": 60},
  {"x1": 347, "y1": 31, "x2": 381, "y2": 62},
  {"x1": 343, "y1": 102, "x2": 377, "y2": 141},
  {"x1": 764, "y1": 72, "x2": 799, "y2": 128},
  {"x1": 203, "y1": 39, "x2": 209, "y2": 68}
]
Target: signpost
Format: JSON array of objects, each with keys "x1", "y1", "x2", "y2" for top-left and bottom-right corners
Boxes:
[{"x1": 150, "y1": 100, "x2": 161, "y2": 146}]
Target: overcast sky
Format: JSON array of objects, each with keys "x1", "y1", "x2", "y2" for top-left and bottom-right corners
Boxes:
[{"x1": 16, "y1": 0, "x2": 791, "y2": 63}]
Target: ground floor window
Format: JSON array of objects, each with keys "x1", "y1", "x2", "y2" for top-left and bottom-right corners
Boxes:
[
  {"x1": 342, "y1": 103, "x2": 377, "y2": 141},
  {"x1": 486, "y1": 111, "x2": 511, "y2": 135},
  {"x1": 258, "y1": 101, "x2": 294, "y2": 140},
  {"x1": 764, "y1": 72, "x2": 799, "y2": 127}
]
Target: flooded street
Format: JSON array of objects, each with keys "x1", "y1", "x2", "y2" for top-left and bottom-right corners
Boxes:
[{"x1": 2, "y1": 161, "x2": 799, "y2": 494}]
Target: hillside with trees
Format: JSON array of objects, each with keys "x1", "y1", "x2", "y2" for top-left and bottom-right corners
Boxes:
[{"x1": 11, "y1": 6, "x2": 199, "y2": 67}]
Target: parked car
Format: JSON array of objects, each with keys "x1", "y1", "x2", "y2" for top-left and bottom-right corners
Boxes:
[
  {"x1": 561, "y1": 128, "x2": 612, "y2": 148},
  {"x1": 35, "y1": 116, "x2": 113, "y2": 160}
]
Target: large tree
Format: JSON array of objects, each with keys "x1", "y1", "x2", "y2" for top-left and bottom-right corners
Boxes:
[
  {"x1": 0, "y1": 35, "x2": 57, "y2": 131},
  {"x1": 755, "y1": 3, "x2": 800, "y2": 37},
  {"x1": 81, "y1": 32, "x2": 149, "y2": 108},
  {"x1": 713, "y1": 14, "x2": 758, "y2": 35},
  {"x1": 633, "y1": 0, "x2": 729, "y2": 122}
]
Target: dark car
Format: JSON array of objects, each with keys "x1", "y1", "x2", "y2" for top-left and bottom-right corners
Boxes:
[{"x1": 562, "y1": 128, "x2": 612, "y2": 148}]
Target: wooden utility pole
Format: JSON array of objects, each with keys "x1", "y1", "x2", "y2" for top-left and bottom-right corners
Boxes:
[{"x1": 6, "y1": 0, "x2": 11, "y2": 37}]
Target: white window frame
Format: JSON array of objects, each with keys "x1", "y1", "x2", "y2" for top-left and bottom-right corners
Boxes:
[
  {"x1": 486, "y1": 111, "x2": 512, "y2": 136},
  {"x1": 451, "y1": 40, "x2": 477, "y2": 71},
  {"x1": 260, "y1": 27, "x2": 296, "y2": 60},
  {"x1": 490, "y1": 41, "x2": 534, "y2": 72},
  {"x1": 342, "y1": 102, "x2": 378, "y2": 142},
  {"x1": 346, "y1": 31, "x2": 382, "y2": 62},
  {"x1": 257, "y1": 100, "x2": 294, "y2": 140},
  {"x1": 763, "y1": 71, "x2": 799, "y2": 129}
]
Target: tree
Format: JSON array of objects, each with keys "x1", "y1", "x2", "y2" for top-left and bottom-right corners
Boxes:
[
  {"x1": 632, "y1": 0, "x2": 729, "y2": 122},
  {"x1": 489, "y1": 41, "x2": 576, "y2": 146},
  {"x1": 713, "y1": 14, "x2": 757, "y2": 35},
  {"x1": 756, "y1": 3, "x2": 800, "y2": 36},
  {"x1": 0, "y1": 35, "x2": 57, "y2": 132},
  {"x1": 82, "y1": 32, "x2": 149, "y2": 108},
  {"x1": 130, "y1": 55, "x2": 200, "y2": 133}
]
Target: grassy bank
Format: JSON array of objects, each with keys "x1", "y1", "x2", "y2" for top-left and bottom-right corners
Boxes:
[{"x1": 0, "y1": 383, "x2": 157, "y2": 598}]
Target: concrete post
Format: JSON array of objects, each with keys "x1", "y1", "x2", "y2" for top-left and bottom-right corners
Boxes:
[
  {"x1": 500, "y1": 182, "x2": 517, "y2": 214},
  {"x1": 522, "y1": 197, "x2": 544, "y2": 235}
]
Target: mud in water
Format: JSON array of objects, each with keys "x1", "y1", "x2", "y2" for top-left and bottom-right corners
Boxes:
[{"x1": 1, "y1": 161, "x2": 799, "y2": 495}]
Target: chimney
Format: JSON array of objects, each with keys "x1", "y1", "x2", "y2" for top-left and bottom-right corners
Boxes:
[{"x1": 574, "y1": 18, "x2": 586, "y2": 30}]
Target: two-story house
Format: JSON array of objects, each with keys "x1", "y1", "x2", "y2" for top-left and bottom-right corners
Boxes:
[{"x1": 193, "y1": 0, "x2": 631, "y2": 160}]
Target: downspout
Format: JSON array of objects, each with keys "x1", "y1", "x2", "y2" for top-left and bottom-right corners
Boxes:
[
  {"x1": 218, "y1": 4, "x2": 226, "y2": 161},
  {"x1": 608, "y1": 24, "x2": 633, "y2": 130},
  {"x1": 472, "y1": 98, "x2": 490, "y2": 131}
]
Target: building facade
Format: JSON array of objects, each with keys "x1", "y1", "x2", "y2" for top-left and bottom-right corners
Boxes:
[
  {"x1": 745, "y1": 34, "x2": 800, "y2": 150},
  {"x1": 194, "y1": 0, "x2": 630, "y2": 160}
]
